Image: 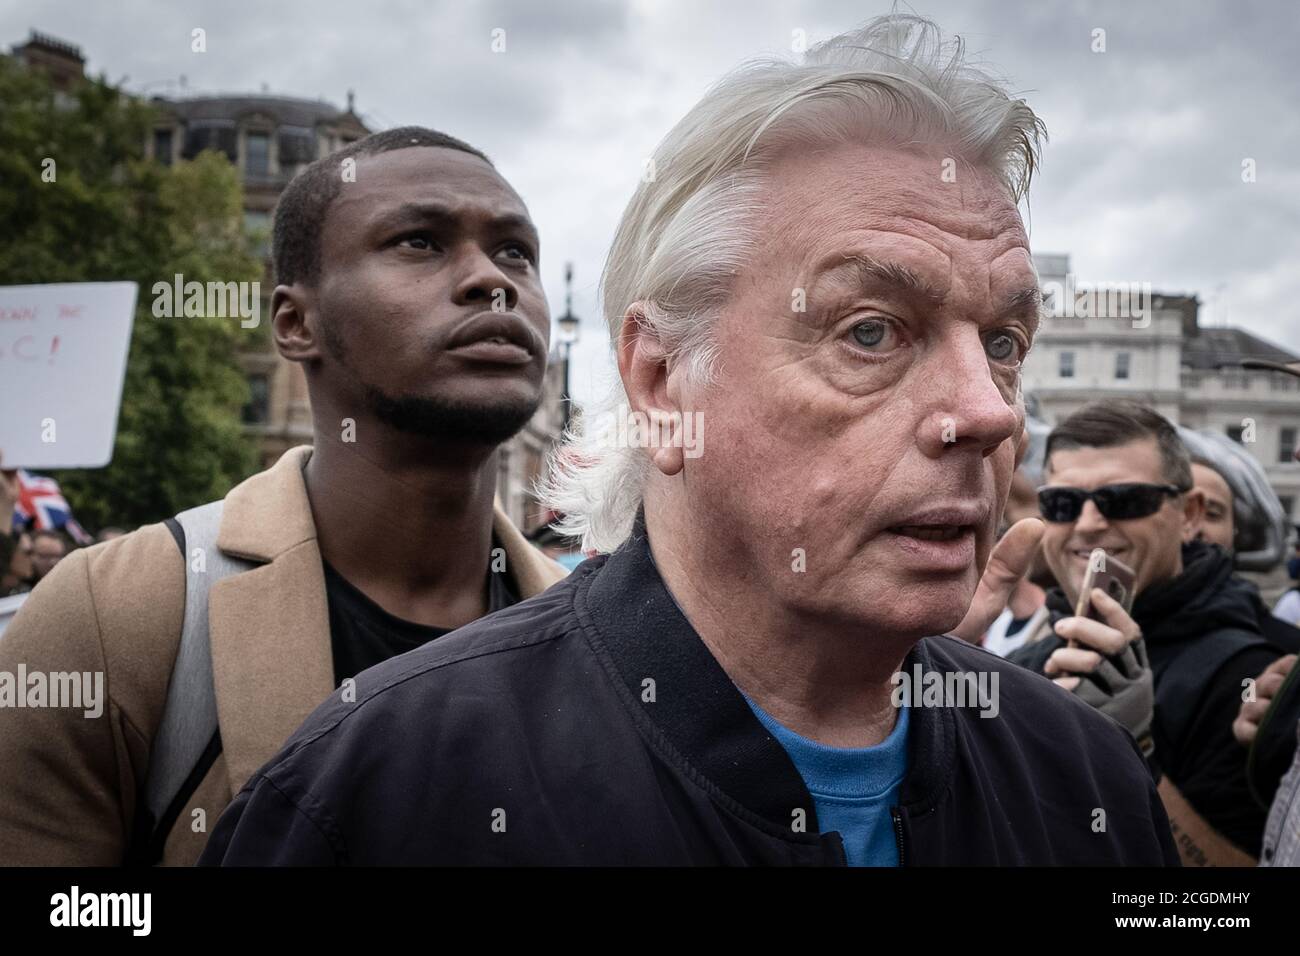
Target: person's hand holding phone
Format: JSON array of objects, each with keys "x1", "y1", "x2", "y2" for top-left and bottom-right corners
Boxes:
[
  {"x1": 1045, "y1": 588, "x2": 1142, "y2": 689},
  {"x1": 1045, "y1": 587, "x2": 1155, "y2": 755}
]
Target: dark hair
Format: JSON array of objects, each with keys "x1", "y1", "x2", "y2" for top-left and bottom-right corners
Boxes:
[
  {"x1": 1045, "y1": 400, "x2": 1193, "y2": 490},
  {"x1": 31, "y1": 529, "x2": 71, "y2": 550},
  {"x1": 272, "y1": 126, "x2": 493, "y2": 287}
]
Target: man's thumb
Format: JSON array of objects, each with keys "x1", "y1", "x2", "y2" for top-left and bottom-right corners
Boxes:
[{"x1": 950, "y1": 517, "x2": 1045, "y2": 642}]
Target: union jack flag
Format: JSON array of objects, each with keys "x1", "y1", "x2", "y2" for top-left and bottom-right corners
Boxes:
[{"x1": 12, "y1": 471, "x2": 92, "y2": 545}]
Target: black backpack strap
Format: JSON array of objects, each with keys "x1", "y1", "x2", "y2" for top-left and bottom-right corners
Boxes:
[{"x1": 163, "y1": 516, "x2": 184, "y2": 555}]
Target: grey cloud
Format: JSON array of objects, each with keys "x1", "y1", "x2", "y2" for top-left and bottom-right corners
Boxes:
[{"x1": 1, "y1": 0, "x2": 1296, "y2": 401}]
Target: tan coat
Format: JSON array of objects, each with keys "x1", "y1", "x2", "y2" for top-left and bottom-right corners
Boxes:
[{"x1": 0, "y1": 446, "x2": 566, "y2": 865}]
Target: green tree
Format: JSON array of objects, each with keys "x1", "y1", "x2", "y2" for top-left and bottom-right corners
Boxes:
[{"x1": 0, "y1": 57, "x2": 260, "y2": 531}]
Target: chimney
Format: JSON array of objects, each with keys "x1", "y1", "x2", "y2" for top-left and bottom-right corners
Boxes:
[{"x1": 11, "y1": 30, "x2": 85, "y2": 90}]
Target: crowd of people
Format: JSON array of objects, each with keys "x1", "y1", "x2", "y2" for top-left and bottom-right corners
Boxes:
[
  {"x1": 977, "y1": 401, "x2": 1300, "y2": 865},
  {"x1": 0, "y1": 465, "x2": 126, "y2": 600},
  {"x1": 1, "y1": 13, "x2": 1298, "y2": 867}
]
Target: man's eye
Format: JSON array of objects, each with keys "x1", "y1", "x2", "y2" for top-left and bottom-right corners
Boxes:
[
  {"x1": 499, "y1": 243, "x2": 535, "y2": 263},
  {"x1": 849, "y1": 318, "x2": 896, "y2": 351},
  {"x1": 985, "y1": 331, "x2": 1021, "y2": 363},
  {"x1": 397, "y1": 234, "x2": 437, "y2": 251}
]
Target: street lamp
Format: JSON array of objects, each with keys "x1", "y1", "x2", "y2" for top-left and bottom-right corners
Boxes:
[{"x1": 556, "y1": 262, "x2": 580, "y2": 430}]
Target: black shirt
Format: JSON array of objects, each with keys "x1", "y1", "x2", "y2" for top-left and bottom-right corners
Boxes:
[{"x1": 324, "y1": 553, "x2": 519, "y2": 685}]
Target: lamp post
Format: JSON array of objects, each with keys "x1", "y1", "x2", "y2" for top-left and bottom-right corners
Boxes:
[{"x1": 556, "y1": 262, "x2": 580, "y2": 431}]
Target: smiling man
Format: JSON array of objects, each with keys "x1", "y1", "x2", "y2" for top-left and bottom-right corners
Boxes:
[
  {"x1": 1010, "y1": 399, "x2": 1283, "y2": 861},
  {"x1": 0, "y1": 127, "x2": 566, "y2": 865},
  {"x1": 202, "y1": 17, "x2": 1177, "y2": 866}
]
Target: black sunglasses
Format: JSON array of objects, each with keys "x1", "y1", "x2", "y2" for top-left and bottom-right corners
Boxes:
[{"x1": 1037, "y1": 482, "x2": 1187, "y2": 523}]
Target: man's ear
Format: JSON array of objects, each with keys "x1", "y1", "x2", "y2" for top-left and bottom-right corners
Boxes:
[
  {"x1": 1182, "y1": 487, "x2": 1207, "y2": 542},
  {"x1": 617, "y1": 303, "x2": 684, "y2": 477},
  {"x1": 271, "y1": 284, "x2": 323, "y2": 364}
]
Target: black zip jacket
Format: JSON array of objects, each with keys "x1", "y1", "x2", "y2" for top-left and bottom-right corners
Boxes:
[{"x1": 200, "y1": 522, "x2": 1178, "y2": 866}]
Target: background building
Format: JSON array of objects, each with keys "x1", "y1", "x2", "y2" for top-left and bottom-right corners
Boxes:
[
  {"x1": 1025, "y1": 253, "x2": 1300, "y2": 520},
  {"x1": 148, "y1": 91, "x2": 370, "y2": 470}
]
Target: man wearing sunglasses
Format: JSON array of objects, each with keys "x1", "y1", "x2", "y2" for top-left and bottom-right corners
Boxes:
[{"x1": 1010, "y1": 399, "x2": 1283, "y2": 863}]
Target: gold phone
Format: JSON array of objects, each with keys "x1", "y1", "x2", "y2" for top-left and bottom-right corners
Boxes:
[{"x1": 1071, "y1": 549, "x2": 1136, "y2": 643}]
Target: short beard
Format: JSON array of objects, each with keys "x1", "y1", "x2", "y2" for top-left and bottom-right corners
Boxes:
[{"x1": 364, "y1": 385, "x2": 538, "y2": 445}]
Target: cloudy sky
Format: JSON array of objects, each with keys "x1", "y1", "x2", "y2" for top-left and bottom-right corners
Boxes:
[{"x1": 4, "y1": 0, "x2": 1296, "y2": 408}]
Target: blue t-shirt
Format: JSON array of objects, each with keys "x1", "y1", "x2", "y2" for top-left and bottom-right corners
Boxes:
[{"x1": 744, "y1": 696, "x2": 910, "y2": 866}]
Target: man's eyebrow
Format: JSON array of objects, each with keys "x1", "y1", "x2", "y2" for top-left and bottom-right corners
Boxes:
[
  {"x1": 1001, "y1": 286, "x2": 1043, "y2": 335},
  {"x1": 371, "y1": 202, "x2": 538, "y2": 240},
  {"x1": 837, "y1": 255, "x2": 947, "y2": 306},
  {"x1": 1001, "y1": 286, "x2": 1043, "y2": 314}
]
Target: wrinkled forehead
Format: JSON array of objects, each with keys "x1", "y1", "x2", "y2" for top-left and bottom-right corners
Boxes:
[
  {"x1": 762, "y1": 145, "x2": 1027, "y2": 236},
  {"x1": 754, "y1": 144, "x2": 1034, "y2": 292}
]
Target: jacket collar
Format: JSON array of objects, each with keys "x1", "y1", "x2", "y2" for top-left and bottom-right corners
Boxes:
[
  {"x1": 575, "y1": 513, "x2": 954, "y2": 835},
  {"x1": 207, "y1": 445, "x2": 567, "y2": 797},
  {"x1": 1041, "y1": 540, "x2": 1260, "y2": 647},
  {"x1": 214, "y1": 446, "x2": 567, "y2": 590}
]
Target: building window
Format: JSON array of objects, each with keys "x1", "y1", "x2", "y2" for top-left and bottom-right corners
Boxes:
[
  {"x1": 242, "y1": 373, "x2": 269, "y2": 425},
  {"x1": 277, "y1": 126, "x2": 317, "y2": 169},
  {"x1": 1227, "y1": 425, "x2": 1245, "y2": 444},
  {"x1": 1222, "y1": 369, "x2": 1247, "y2": 389},
  {"x1": 1281, "y1": 427, "x2": 1297, "y2": 463},
  {"x1": 153, "y1": 127, "x2": 173, "y2": 165},
  {"x1": 183, "y1": 121, "x2": 238, "y2": 162},
  {"x1": 1059, "y1": 351, "x2": 1075, "y2": 379},
  {"x1": 244, "y1": 210, "x2": 272, "y2": 258},
  {"x1": 1115, "y1": 352, "x2": 1130, "y2": 380},
  {"x1": 245, "y1": 131, "x2": 270, "y2": 176}
]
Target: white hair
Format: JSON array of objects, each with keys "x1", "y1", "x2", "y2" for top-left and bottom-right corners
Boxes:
[{"x1": 541, "y1": 13, "x2": 1047, "y2": 553}]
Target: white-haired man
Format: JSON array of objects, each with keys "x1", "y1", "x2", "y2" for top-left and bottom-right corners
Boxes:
[{"x1": 202, "y1": 15, "x2": 1177, "y2": 866}]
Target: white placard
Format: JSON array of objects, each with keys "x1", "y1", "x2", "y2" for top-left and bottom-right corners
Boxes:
[{"x1": 0, "y1": 282, "x2": 137, "y2": 469}]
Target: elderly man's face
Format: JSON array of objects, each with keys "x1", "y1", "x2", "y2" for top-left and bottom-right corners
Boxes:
[{"x1": 677, "y1": 145, "x2": 1037, "y2": 639}]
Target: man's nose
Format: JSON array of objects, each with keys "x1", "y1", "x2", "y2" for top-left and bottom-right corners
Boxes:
[
  {"x1": 451, "y1": 245, "x2": 519, "y2": 310},
  {"x1": 1075, "y1": 498, "x2": 1109, "y2": 534},
  {"x1": 917, "y1": 328, "x2": 1021, "y2": 459}
]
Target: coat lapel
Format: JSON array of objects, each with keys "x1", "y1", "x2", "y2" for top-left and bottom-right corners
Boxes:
[
  {"x1": 205, "y1": 446, "x2": 569, "y2": 797},
  {"x1": 207, "y1": 447, "x2": 336, "y2": 796}
]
